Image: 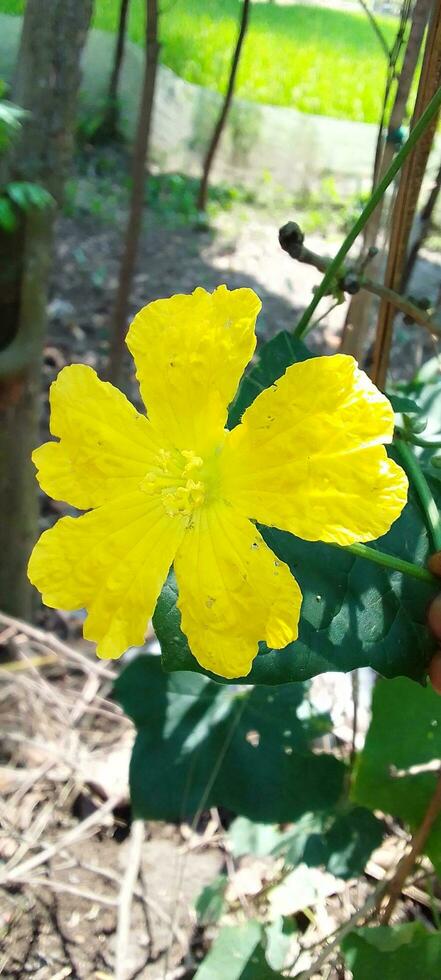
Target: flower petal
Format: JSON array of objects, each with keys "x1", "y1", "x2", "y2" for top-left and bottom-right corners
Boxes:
[
  {"x1": 126, "y1": 285, "x2": 261, "y2": 452},
  {"x1": 174, "y1": 502, "x2": 302, "y2": 679},
  {"x1": 33, "y1": 364, "x2": 159, "y2": 509},
  {"x1": 28, "y1": 492, "x2": 184, "y2": 658},
  {"x1": 222, "y1": 354, "x2": 408, "y2": 546}
]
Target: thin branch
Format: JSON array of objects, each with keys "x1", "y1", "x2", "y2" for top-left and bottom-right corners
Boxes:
[
  {"x1": 363, "y1": 277, "x2": 441, "y2": 337},
  {"x1": 295, "y1": 881, "x2": 386, "y2": 979},
  {"x1": 0, "y1": 794, "x2": 120, "y2": 886},
  {"x1": 279, "y1": 222, "x2": 441, "y2": 338},
  {"x1": 115, "y1": 819, "x2": 145, "y2": 980},
  {"x1": 298, "y1": 772, "x2": 441, "y2": 980},
  {"x1": 4, "y1": 875, "x2": 118, "y2": 907},
  {"x1": 358, "y1": 0, "x2": 391, "y2": 59},
  {"x1": 197, "y1": 0, "x2": 250, "y2": 210},
  {"x1": 0, "y1": 612, "x2": 115, "y2": 680},
  {"x1": 107, "y1": 0, "x2": 159, "y2": 383},
  {"x1": 379, "y1": 769, "x2": 441, "y2": 923}
]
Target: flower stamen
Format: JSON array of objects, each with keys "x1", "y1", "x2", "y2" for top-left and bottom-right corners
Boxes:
[{"x1": 142, "y1": 448, "x2": 209, "y2": 520}]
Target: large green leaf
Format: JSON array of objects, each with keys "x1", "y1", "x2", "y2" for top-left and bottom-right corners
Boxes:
[
  {"x1": 195, "y1": 875, "x2": 228, "y2": 926},
  {"x1": 352, "y1": 676, "x2": 441, "y2": 872},
  {"x1": 272, "y1": 807, "x2": 385, "y2": 879},
  {"x1": 113, "y1": 654, "x2": 345, "y2": 822},
  {"x1": 193, "y1": 922, "x2": 282, "y2": 979},
  {"x1": 154, "y1": 330, "x2": 437, "y2": 686},
  {"x1": 341, "y1": 924, "x2": 441, "y2": 980},
  {"x1": 229, "y1": 806, "x2": 385, "y2": 879}
]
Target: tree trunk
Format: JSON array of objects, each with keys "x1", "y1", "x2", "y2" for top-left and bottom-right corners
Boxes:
[
  {"x1": 371, "y1": 0, "x2": 441, "y2": 389},
  {"x1": 403, "y1": 154, "x2": 441, "y2": 284},
  {"x1": 197, "y1": 0, "x2": 251, "y2": 211},
  {"x1": 107, "y1": 0, "x2": 159, "y2": 384},
  {"x1": 340, "y1": 0, "x2": 431, "y2": 358},
  {"x1": 0, "y1": 0, "x2": 92, "y2": 619}
]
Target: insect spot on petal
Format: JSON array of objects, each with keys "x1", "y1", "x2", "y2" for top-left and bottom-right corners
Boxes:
[{"x1": 205, "y1": 595, "x2": 216, "y2": 608}]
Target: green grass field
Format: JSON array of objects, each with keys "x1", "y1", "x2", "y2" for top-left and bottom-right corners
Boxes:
[{"x1": 1, "y1": 0, "x2": 397, "y2": 123}]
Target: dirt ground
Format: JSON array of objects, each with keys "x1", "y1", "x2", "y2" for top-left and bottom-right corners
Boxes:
[
  {"x1": 0, "y1": 615, "x2": 225, "y2": 979},
  {"x1": 1, "y1": 147, "x2": 441, "y2": 979},
  {"x1": 45, "y1": 148, "x2": 441, "y2": 402},
  {"x1": 4, "y1": 614, "x2": 434, "y2": 980}
]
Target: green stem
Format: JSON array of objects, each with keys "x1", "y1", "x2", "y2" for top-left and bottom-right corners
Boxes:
[
  {"x1": 294, "y1": 86, "x2": 441, "y2": 340},
  {"x1": 395, "y1": 439, "x2": 441, "y2": 553},
  {"x1": 396, "y1": 428, "x2": 441, "y2": 450},
  {"x1": 331, "y1": 541, "x2": 437, "y2": 585}
]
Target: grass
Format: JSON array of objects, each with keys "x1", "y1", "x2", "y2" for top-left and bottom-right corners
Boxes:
[
  {"x1": 65, "y1": 149, "x2": 254, "y2": 228},
  {"x1": 2, "y1": 0, "x2": 398, "y2": 123},
  {"x1": 66, "y1": 145, "x2": 367, "y2": 238}
]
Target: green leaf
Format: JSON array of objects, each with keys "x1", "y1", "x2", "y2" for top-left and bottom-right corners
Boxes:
[
  {"x1": 341, "y1": 923, "x2": 441, "y2": 980},
  {"x1": 6, "y1": 181, "x2": 53, "y2": 211},
  {"x1": 264, "y1": 917, "x2": 296, "y2": 972},
  {"x1": 352, "y1": 676, "x2": 441, "y2": 872},
  {"x1": 195, "y1": 874, "x2": 228, "y2": 926},
  {"x1": 229, "y1": 817, "x2": 283, "y2": 858},
  {"x1": 275, "y1": 807, "x2": 384, "y2": 879},
  {"x1": 0, "y1": 195, "x2": 17, "y2": 231},
  {"x1": 154, "y1": 329, "x2": 438, "y2": 686},
  {"x1": 0, "y1": 98, "x2": 26, "y2": 152},
  {"x1": 387, "y1": 392, "x2": 423, "y2": 417},
  {"x1": 113, "y1": 654, "x2": 345, "y2": 822},
  {"x1": 193, "y1": 922, "x2": 282, "y2": 979},
  {"x1": 229, "y1": 807, "x2": 385, "y2": 879}
]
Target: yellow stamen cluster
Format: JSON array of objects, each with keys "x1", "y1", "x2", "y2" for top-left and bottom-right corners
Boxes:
[{"x1": 142, "y1": 448, "x2": 206, "y2": 519}]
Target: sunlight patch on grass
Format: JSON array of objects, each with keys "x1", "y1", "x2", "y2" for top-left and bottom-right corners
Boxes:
[{"x1": 2, "y1": 0, "x2": 397, "y2": 123}]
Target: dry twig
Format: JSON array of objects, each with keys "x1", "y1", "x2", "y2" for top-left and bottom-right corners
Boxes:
[
  {"x1": 0, "y1": 794, "x2": 119, "y2": 885},
  {"x1": 378, "y1": 770, "x2": 441, "y2": 923},
  {"x1": 0, "y1": 611, "x2": 115, "y2": 679},
  {"x1": 115, "y1": 819, "x2": 146, "y2": 980}
]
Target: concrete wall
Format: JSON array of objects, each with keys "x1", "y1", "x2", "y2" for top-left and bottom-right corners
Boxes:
[{"x1": 0, "y1": 13, "x2": 438, "y2": 195}]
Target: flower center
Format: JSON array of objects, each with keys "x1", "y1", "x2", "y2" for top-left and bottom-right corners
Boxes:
[{"x1": 142, "y1": 447, "x2": 215, "y2": 520}]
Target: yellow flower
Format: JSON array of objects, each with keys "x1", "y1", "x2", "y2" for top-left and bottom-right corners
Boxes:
[{"x1": 28, "y1": 285, "x2": 408, "y2": 679}]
